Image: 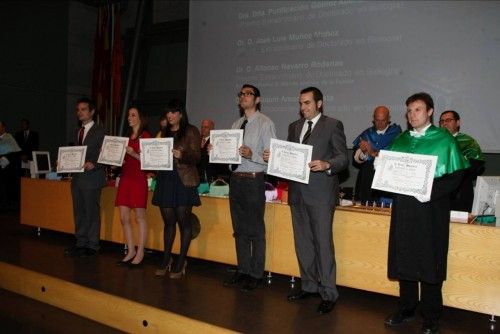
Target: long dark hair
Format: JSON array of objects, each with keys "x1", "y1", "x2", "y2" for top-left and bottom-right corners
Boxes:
[
  {"x1": 163, "y1": 99, "x2": 189, "y2": 139},
  {"x1": 127, "y1": 105, "x2": 148, "y2": 138}
]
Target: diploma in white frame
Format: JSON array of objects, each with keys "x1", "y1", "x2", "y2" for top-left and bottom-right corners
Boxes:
[
  {"x1": 267, "y1": 138, "x2": 312, "y2": 184},
  {"x1": 97, "y1": 136, "x2": 128, "y2": 166},
  {"x1": 371, "y1": 150, "x2": 437, "y2": 199},
  {"x1": 57, "y1": 146, "x2": 87, "y2": 173},
  {"x1": 139, "y1": 137, "x2": 174, "y2": 171},
  {"x1": 209, "y1": 129, "x2": 243, "y2": 164}
]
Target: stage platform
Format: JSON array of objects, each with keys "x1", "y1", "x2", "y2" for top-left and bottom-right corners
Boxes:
[{"x1": 0, "y1": 209, "x2": 497, "y2": 333}]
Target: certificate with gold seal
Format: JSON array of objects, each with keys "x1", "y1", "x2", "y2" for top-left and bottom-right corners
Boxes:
[
  {"x1": 372, "y1": 150, "x2": 437, "y2": 201},
  {"x1": 267, "y1": 138, "x2": 312, "y2": 184}
]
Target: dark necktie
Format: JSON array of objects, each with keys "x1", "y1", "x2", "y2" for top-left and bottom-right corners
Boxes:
[
  {"x1": 78, "y1": 127, "x2": 85, "y2": 145},
  {"x1": 231, "y1": 119, "x2": 248, "y2": 171},
  {"x1": 240, "y1": 119, "x2": 248, "y2": 135},
  {"x1": 201, "y1": 137, "x2": 207, "y2": 148},
  {"x1": 301, "y1": 121, "x2": 313, "y2": 144}
]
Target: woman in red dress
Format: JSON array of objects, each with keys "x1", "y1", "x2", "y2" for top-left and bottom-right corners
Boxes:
[{"x1": 115, "y1": 107, "x2": 151, "y2": 266}]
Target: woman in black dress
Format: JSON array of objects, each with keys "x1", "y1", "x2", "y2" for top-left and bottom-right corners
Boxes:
[{"x1": 152, "y1": 99, "x2": 201, "y2": 278}]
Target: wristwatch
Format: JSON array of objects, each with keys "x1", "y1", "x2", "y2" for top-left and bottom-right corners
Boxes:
[{"x1": 325, "y1": 161, "x2": 332, "y2": 175}]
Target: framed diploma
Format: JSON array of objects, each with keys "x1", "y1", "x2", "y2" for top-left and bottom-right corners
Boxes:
[
  {"x1": 267, "y1": 138, "x2": 312, "y2": 184},
  {"x1": 209, "y1": 129, "x2": 243, "y2": 164},
  {"x1": 371, "y1": 150, "x2": 437, "y2": 199},
  {"x1": 97, "y1": 136, "x2": 128, "y2": 166},
  {"x1": 139, "y1": 138, "x2": 174, "y2": 171},
  {"x1": 57, "y1": 146, "x2": 87, "y2": 173}
]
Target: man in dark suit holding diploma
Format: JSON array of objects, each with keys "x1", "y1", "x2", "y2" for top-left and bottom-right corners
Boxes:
[
  {"x1": 65, "y1": 97, "x2": 106, "y2": 257},
  {"x1": 285, "y1": 87, "x2": 348, "y2": 314}
]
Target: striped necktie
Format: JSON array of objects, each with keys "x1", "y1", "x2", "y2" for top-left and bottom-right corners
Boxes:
[{"x1": 301, "y1": 121, "x2": 313, "y2": 144}]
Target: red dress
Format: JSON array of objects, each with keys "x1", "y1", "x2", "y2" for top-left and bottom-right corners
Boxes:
[{"x1": 115, "y1": 131, "x2": 152, "y2": 208}]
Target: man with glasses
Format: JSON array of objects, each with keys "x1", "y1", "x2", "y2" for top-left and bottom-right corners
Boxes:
[
  {"x1": 352, "y1": 106, "x2": 401, "y2": 204},
  {"x1": 439, "y1": 110, "x2": 484, "y2": 212},
  {"x1": 223, "y1": 84, "x2": 277, "y2": 292}
]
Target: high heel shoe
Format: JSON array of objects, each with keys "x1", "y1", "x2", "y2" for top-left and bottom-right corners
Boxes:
[
  {"x1": 155, "y1": 258, "x2": 173, "y2": 277},
  {"x1": 169, "y1": 261, "x2": 187, "y2": 279},
  {"x1": 128, "y1": 261, "x2": 143, "y2": 269},
  {"x1": 128, "y1": 254, "x2": 144, "y2": 268},
  {"x1": 116, "y1": 258, "x2": 133, "y2": 266}
]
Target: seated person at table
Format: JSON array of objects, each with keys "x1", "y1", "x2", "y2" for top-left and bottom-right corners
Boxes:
[
  {"x1": 198, "y1": 119, "x2": 228, "y2": 184},
  {"x1": 352, "y1": 106, "x2": 401, "y2": 204},
  {"x1": 439, "y1": 110, "x2": 485, "y2": 212}
]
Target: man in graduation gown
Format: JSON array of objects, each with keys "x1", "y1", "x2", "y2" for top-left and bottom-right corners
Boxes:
[
  {"x1": 384, "y1": 93, "x2": 469, "y2": 334},
  {"x1": 352, "y1": 106, "x2": 401, "y2": 203},
  {"x1": 439, "y1": 110, "x2": 485, "y2": 212}
]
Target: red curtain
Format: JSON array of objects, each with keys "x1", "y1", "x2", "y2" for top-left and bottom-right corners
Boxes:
[
  {"x1": 91, "y1": 4, "x2": 123, "y2": 128},
  {"x1": 111, "y1": 4, "x2": 124, "y2": 119}
]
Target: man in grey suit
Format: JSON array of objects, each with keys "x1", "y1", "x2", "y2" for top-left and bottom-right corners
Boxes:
[
  {"x1": 286, "y1": 87, "x2": 348, "y2": 314},
  {"x1": 65, "y1": 97, "x2": 106, "y2": 257}
]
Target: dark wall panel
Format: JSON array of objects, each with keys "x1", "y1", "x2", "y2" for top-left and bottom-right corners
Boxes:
[{"x1": 0, "y1": 1, "x2": 69, "y2": 158}]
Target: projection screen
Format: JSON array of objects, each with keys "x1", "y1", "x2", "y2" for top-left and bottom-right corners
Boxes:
[{"x1": 187, "y1": 1, "x2": 500, "y2": 152}]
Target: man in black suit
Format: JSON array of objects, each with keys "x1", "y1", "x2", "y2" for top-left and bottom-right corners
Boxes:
[
  {"x1": 286, "y1": 87, "x2": 348, "y2": 314},
  {"x1": 65, "y1": 97, "x2": 106, "y2": 257},
  {"x1": 14, "y1": 118, "x2": 39, "y2": 163}
]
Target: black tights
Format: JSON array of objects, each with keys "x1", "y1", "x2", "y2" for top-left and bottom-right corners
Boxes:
[{"x1": 159, "y1": 206, "x2": 193, "y2": 273}]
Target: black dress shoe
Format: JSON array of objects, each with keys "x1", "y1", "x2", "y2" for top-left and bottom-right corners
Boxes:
[
  {"x1": 422, "y1": 319, "x2": 439, "y2": 334},
  {"x1": 317, "y1": 300, "x2": 336, "y2": 314},
  {"x1": 241, "y1": 277, "x2": 262, "y2": 292},
  {"x1": 80, "y1": 248, "x2": 98, "y2": 257},
  {"x1": 223, "y1": 272, "x2": 247, "y2": 287},
  {"x1": 384, "y1": 308, "x2": 416, "y2": 326},
  {"x1": 287, "y1": 290, "x2": 320, "y2": 302},
  {"x1": 64, "y1": 246, "x2": 84, "y2": 256}
]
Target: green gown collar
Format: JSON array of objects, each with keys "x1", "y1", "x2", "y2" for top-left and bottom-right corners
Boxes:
[
  {"x1": 455, "y1": 132, "x2": 484, "y2": 161},
  {"x1": 390, "y1": 125, "x2": 469, "y2": 178}
]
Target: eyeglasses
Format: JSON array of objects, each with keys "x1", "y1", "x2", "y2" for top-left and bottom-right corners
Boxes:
[
  {"x1": 439, "y1": 118, "x2": 456, "y2": 124},
  {"x1": 238, "y1": 91, "x2": 255, "y2": 98}
]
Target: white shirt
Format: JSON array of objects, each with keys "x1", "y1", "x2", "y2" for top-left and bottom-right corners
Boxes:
[
  {"x1": 376, "y1": 125, "x2": 389, "y2": 135},
  {"x1": 80, "y1": 121, "x2": 94, "y2": 143},
  {"x1": 299, "y1": 113, "x2": 321, "y2": 143},
  {"x1": 409, "y1": 123, "x2": 432, "y2": 137}
]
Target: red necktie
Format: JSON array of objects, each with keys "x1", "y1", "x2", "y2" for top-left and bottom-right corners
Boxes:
[{"x1": 78, "y1": 127, "x2": 84, "y2": 145}]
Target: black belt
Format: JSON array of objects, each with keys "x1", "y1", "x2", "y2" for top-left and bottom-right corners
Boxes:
[{"x1": 232, "y1": 172, "x2": 264, "y2": 179}]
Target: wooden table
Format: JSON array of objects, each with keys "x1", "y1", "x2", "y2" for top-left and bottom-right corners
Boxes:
[{"x1": 20, "y1": 178, "x2": 500, "y2": 316}]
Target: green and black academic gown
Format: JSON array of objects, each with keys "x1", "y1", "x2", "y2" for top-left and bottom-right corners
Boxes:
[
  {"x1": 451, "y1": 132, "x2": 485, "y2": 212},
  {"x1": 388, "y1": 125, "x2": 469, "y2": 284}
]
